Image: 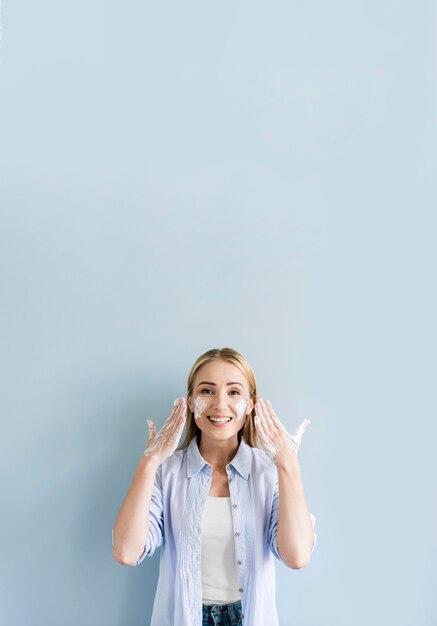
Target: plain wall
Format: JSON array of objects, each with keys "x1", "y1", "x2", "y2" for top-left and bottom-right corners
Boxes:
[{"x1": 1, "y1": 1, "x2": 436, "y2": 625}]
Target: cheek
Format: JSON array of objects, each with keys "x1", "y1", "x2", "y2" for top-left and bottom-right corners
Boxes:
[
  {"x1": 193, "y1": 396, "x2": 207, "y2": 420},
  {"x1": 235, "y1": 398, "x2": 248, "y2": 421}
]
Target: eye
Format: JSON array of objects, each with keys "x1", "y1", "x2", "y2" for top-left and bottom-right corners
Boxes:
[{"x1": 200, "y1": 388, "x2": 240, "y2": 395}]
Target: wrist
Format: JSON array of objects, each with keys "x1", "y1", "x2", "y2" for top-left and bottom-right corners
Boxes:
[
  {"x1": 276, "y1": 453, "x2": 301, "y2": 474},
  {"x1": 137, "y1": 452, "x2": 160, "y2": 473}
]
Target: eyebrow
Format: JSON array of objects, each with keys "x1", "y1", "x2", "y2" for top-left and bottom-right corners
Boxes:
[{"x1": 196, "y1": 381, "x2": 245, "y2": 388}]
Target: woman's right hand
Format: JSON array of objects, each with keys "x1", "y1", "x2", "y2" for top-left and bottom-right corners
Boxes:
[{"x1": 143, "y1": 397, "x2": 187, "y2": 466}]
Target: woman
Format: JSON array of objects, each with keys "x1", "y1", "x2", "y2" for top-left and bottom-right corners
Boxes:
[{"x1": 112, "y1": 347, "x2": 317, "y2": 626}]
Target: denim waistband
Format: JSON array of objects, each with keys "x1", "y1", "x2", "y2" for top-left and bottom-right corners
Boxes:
[{"x1": 202, "y1": 600, "x2": 242, "y2": 625}]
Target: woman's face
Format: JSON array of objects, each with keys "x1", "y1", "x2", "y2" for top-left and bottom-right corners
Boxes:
[{"x1": 188, "y1": 360, "x2": 254, "y2": 440}]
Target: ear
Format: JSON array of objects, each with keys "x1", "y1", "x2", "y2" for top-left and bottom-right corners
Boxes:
[
  {"x1": 247, "y1": 398, "x2": 254, "y2": 415},
  {"x1": 187, "y1": 396, "x2": 193, "y2": 414}
]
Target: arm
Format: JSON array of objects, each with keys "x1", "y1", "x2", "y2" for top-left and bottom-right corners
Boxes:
[
  {"x1": 276, "y1": 454, "x2": 315, "y2": 569},
  {"x1": 112, "y1": 455, "x2": 160, "y2": 566},
  {"x1": 112, "y1": 397, "x2": 186, "y2": 566},
  {"x1": 254, "y1": 398, "x2": 316, "y2": 569}
]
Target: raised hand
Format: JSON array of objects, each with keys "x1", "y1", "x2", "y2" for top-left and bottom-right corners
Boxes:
[
  {"x1": 143, "y1": 397, "x2": 187, "y2": 466},
  {"x1": 254, "y1": 398, "x2": 310, "y2": 466}
]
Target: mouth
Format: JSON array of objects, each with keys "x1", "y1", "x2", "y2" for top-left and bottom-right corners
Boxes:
[{"x1": 207, "y1": 415, "x2": 233, "y2": 426}]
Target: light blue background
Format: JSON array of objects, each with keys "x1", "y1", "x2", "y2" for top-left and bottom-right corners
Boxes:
[{"x1": 1, "y1": 1, "x2": 436, "y2": 625}]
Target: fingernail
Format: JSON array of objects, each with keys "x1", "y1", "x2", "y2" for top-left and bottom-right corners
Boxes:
[{"x1": 174, "y1": 398, "x2": 179, "y2": 406}]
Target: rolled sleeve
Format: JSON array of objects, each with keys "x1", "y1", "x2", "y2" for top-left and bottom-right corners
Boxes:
[
  {"x1": 268, "y1": 472, "x2": 283, "y2": 562},
  {"x1": 112, "y1": 464, "x2": 165, "y2": 566},
  {"x1": 268, "y1": 472, "x2": 318, "y2": 561},
  {"x1": 141, "y1": 464, "x2": 164, "y2": 560},
  {"x1": 310, "y1": 512, "x2": 317, "y2": 553}
]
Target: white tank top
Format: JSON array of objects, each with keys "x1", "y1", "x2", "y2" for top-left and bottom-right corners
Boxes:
[{"x1": 201, "y1": 496, "x2": 241, "y2": 605}]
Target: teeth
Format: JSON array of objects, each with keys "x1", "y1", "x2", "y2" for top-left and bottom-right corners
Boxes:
[{"x1": 208, "y1": 417, "x2": 231, "y2": 422}]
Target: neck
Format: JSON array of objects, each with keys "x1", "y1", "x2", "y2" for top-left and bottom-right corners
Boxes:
[{"x1": 198, "y1": 434, "x2": 240, "y2": 470}]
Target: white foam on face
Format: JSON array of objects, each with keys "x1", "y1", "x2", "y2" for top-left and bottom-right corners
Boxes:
[
  {"x1": 235, "y1": 398, "x2": 248, "y2": 421},
  {"x1": 193, "y1": 396, "x2": 207, "y2": 420}
]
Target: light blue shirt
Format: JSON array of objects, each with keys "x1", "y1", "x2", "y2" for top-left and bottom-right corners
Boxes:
[{"x1": 113, "y1": 435, "x2": 317, "y2": 626}]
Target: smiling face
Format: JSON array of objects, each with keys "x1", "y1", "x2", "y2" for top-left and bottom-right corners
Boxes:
[{"x1": 188, "y1": 360, "x2": 254, "y2": 442}]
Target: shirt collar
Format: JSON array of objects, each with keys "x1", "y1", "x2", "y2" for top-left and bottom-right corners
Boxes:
[{"x1": 186, "y1": 435, "x2": 252, "y2": 480}]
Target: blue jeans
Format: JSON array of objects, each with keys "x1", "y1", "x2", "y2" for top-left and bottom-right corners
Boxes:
[{"x1": 202, "y1": 600, "x2": 243, "y2": 625}]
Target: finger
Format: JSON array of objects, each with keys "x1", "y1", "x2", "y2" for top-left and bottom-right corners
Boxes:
[
  {"x1": 168, "y1": 398, "x2": 183, "y2": 420},
  {"x1": 265, "y1": 400, "x2": 288, "y2": 433},
  {"x1": 171, "y1": 398, "x2": 185, "y2": 417},
  {"x1": 164, "y1": 399, "x2": 185, "y2": 429},
  {"x1": 165, "y1": 403, "x2": 186, "y2": 437},
  {"x1": 254, "y1": 411, "x2": 271, "y2": 444},
  {"x1": 176, "y1": 415, "x2": 186, "y2": 433},
  {"x1": 147, "y1": 419, "x2": 157, "y2": 440},
  {"x1": 293, "y1": 418, "x2": 310, "y2": 442},
  {"x1": 254, "y1": 414, "x2": 277, "y2": 460},
  {"x1": 261, "y1": 400, "x2": 281, "y2": 437},
  {"x1": 256, "y1": 400, "x2": 275, "y2": 438},
  {"x1": 161, "y1": 406, "x2": 178, "y2": 432},
  {"x1": 254, "y1": 420, "x2": 267, "y2": 447},
  {"x1": 287, "y1": 420, "x2": 310, "y2": 455},
  {"x1": 174, "y1": 399, "x2": 187, "y2": 425},
  {"x1": 177, "y1": 406, "x2": 187, "y2": 430}
]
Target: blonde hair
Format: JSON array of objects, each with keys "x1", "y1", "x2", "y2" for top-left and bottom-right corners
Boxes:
[{"x1": 177, "y1": 347, "x2": 260, "y2": 450}]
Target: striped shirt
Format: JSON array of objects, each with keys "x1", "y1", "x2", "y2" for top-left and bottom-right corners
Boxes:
[{"x1": 113, "y1": 435, "x2": 317, "y2": 625}]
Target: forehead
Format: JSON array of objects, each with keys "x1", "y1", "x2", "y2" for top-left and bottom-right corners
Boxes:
[{"x1": 195, "y1": 360, "x2": 247, "y2": 385}]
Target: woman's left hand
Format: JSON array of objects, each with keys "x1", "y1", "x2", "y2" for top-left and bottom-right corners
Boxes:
[{"x1": 254, "y1": 398, "x2": 310, "y2": 466}]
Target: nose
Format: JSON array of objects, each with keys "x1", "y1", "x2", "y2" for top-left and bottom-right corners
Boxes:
[{"x1": 213, "y1": 388, "x2": 231, "y2": 411}]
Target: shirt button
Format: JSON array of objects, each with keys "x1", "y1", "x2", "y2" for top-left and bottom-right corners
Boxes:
[
  {"x1": 237, "y1": 560, "x2": 242, "y2": 565},
  {"x1": 235, "y1": 532, "x2": 240, "y2": 537},
  {"x1": 232, "y1": 504, "x2": 238, "y2": 508},
  {"x1": 239, "y1": 588, "x2": 244, "y2": 593}
]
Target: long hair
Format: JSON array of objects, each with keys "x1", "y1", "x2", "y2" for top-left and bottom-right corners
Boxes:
[{"x1": 177, "y1": 347, "x2": 260, "y2": 450}]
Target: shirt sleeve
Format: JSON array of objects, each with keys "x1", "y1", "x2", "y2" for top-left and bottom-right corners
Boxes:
[
  {"x1": 268, "y1": 471, "x2": 318, "y2": 561},
  {"x1": 112, "y1": 463, "x2": 165, "y2": 566},
  {"x1": 309, "y1": 512, "x2": 317, "y2": 553},
  {"x1": 268, "y1": 471, "x2": 283, "y2": 562}
]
